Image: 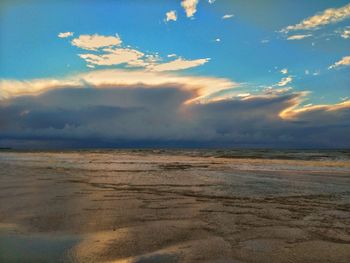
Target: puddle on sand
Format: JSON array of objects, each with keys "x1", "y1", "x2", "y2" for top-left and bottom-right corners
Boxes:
[
  {"x1": 133, "y1": 253, "x2": 179, "y2": 263},
  {"x1": 0, "y1": 224, "x2": 79, "y2": 263}
]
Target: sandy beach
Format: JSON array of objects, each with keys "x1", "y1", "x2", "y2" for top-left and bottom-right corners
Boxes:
[{"x1": 0, "y1": 150, "x2": 350, "y2": 263}]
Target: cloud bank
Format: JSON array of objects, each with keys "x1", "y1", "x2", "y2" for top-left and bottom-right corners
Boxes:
[
  {"x1": 0, "y1": 69, "x2": 236, "y2": 102},
  {"x1": 0, "y1": 71, "x2": 349, "y2": 149}
]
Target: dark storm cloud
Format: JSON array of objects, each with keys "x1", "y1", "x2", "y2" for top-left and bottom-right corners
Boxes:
[{"x1": 0, "y1": 84, "x2": 349, "y2": 149}]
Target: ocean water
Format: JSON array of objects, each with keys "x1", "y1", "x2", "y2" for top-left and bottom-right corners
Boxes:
[{"x1": 0, "y1": 149, "x2": 349, "y2": 262}]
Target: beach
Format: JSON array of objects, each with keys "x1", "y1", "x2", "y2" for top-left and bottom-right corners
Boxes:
[{"x1": 0, "y1": 149, "x2": 350, "y2": 262}]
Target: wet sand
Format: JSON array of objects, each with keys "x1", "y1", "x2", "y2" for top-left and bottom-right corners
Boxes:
[{"x1": 0, "y1": 150, "x2": 350, "y2": 262}]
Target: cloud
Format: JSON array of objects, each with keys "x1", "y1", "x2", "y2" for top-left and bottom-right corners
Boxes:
[
  {"x1": 208, "y1": 0, "x2": 216, "y2": 4},
  {"x1": 78, "y1": 48, "x2": 145, "y2": 67},
  {"x1": 0, "y1": 78, "x2": 78, "y2": 100},
  {"x1": 287, "y1": 34, "x2": 312, "y2": 40},
  {"x1": 147, "y1": 58, "x2": 210, "y2": 72},
  {"x1": 0, "y1": 69, "x2": 236, "y2": 103},
  {"x1": 1, "y1": 72, "x2": 349, "y2": 148},
  {"x1": 181, "y1": 0, "x2": 199, "y2": 18},
  {"x1": 58, "y1": 32, "x2": 74, "y2": 38},
  {"x1": 340, "y1": 26, "x2": 350, "y2": 39},
  {"x1": 222, "y1": 14, "x2": 234, "y2": 19},
  {"x1": 281, "y1": 100, "x2": 350, "y2": 120},
  {"x1": 71, "y1": 34, "x2": 122, "y2": 50},
  {"x1": 165, "y1": 10, "x2": 177, "y2": 22},
  {"x1": 277, "y1": 76, "x2": 293, "y2": 87},
  {"x1": 1, "y1": 81, "x2": 349, "y2": 148},
  {"x1": 328, "y1": 56, "x2": 350, "y2": 69},
  {"x1": 281, "y1": 3, "x2": 350, "y2": 33},
  {"x1": 236, "y1": 93, "x2": 250, "y2": 98},
  {"x1": 280, "y1": 68, "x2": 288, "y2": 74},
  {"x1": 78, "y1": 51, "x2": 208, "y2": 72},
  {"x1": 67, "y1": 33, "x2": 209, "y2": 72},
  {"x1": 264, "y1": 87, "x2": 293, "y2": 95}
]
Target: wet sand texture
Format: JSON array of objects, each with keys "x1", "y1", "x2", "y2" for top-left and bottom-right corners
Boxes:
[{"x1": 0, "y1": 150, "x2": 349, "y2": 262}]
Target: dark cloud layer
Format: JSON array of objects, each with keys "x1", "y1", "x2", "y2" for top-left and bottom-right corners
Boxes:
[{"x1": 0, "y1": 85, "x2": 349, "y2": 149}]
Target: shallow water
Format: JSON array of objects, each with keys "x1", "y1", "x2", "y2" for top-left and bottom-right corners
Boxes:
[
  {"x1": 0, "y1": 225, "x2": 79, "y2": 263},
  {"x1": 0, "y1": 150, "x2": 349, "y2": 262}
]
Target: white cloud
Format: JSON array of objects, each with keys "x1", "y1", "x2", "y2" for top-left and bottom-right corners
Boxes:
[
  {"x1": 78, "y1": 48, "x2": 145, "y2": 67},
  {"x1": 303, "y1": 103, "x2": 313, "y2": 107},
  {"x1": 148, "y1": 58, "x2": 210, "y2": 72},
  {"x1": 281, "y1": 3, "x2": 350, "y2": 33},
  {"x1": 181, "y1": 0, "x2": 199, "y2": 18},
  {"x1": 340, "y1": 27, "x2": 350, "y2": 39},
  {"x1": 144, "y1": 54, "x2": 161, "y2": 63},
  {"x1": 280, "y1": 68, "x2": 288, "y2": 74},
  {"x1": 215, "y1": 38, "x2": 221, "y2": 42},
  {"x1": 277, "y1": 76, "x2": 293, "y2": 87},
  {"x1": 236, "y1": 93, "x2": 251, "y2": 98},
  {"x1": 68, "y1": 34, "x2": 210, "y2": 73},
  {"x1": 71, "y1": 34, "x2": 122, "y2": 50},
  {"x1": 263, "y1": 86, "x2": 293, "y2": 95},
  {"x1": 222, "y1": 14, "x2": 234, "y2": 19},
  {"x1": 165, "y1": 10, "x2": 177, "y2": 22},
  {"x1": 287, "y1": 34, "x2": 312, "y2": 40},
  {"x1": 328, "y1": 56, "x2": 350, "y2": 69},
  {"x1": 208, "y1": 0, "x2": 216, "y2": 4},
  {"x1": 58, "y1": 32, "x2": 74, "y2": 38}
]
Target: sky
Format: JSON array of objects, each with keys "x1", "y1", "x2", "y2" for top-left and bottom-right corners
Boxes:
[{"x1": 0, "y1": 0, "x2": 349, "y2": 148}]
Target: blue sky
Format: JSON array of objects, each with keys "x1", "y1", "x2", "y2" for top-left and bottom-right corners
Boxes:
[{"x1": 0, "y1": 0, "x2": 349, "y2": 148}]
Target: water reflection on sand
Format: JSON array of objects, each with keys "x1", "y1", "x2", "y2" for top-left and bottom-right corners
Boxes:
[{"x1": 0, "y1": 150, "x2": 349, "y2": 262}]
